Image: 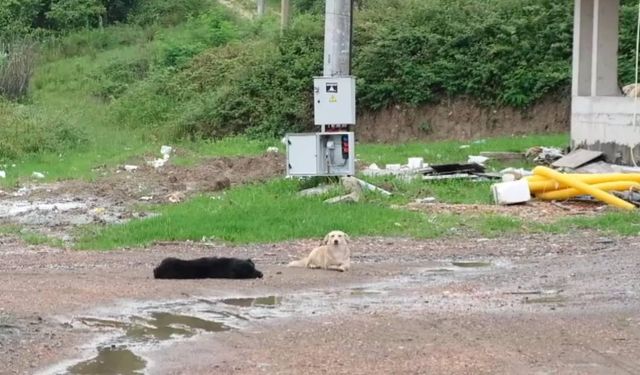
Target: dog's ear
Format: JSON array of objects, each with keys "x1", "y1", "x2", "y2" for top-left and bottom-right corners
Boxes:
[
  {"x1": 321, "y1": 233, "x2": 331, "y2": 245},
  {"x1": 344, "y1": 233, "x2": 350, "y2": 243}
]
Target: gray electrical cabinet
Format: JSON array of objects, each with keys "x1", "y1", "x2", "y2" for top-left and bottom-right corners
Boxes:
[
  {"x1": 285, "y1": 75, "x2": 356, "y2": 178},
  {"x1": 286, "y1": 132, "x2": 355, "y2": 177},
  {"x1": 313, "y1": 76, "x2": 356, "y2": 125}
]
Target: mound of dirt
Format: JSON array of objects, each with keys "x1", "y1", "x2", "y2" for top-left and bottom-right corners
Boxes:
[
  {"x1": 0, "y1": 153, "x2": 285, "y2": 239},
  {"x1": 27, "y1": 153, "x2": 285, "y2": 204}
]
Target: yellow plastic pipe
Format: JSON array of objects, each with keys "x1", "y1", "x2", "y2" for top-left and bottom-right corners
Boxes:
[
  {"x1": 528, "y1": 180, "x2": 565, "y2": 192},
  {"x1": 529, "y1": 173, "x2": 640, "y2": 192},
  {"x1": 532, "y1": 166, "x2": 636, "y2": 210},
  {"x1": 536, "y1": 181, "x2": 640, "y2": 200}
]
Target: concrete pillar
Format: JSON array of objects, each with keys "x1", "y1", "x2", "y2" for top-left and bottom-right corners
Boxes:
[
  {"x1": 323, "y1": 0, "x2": 353, "y2": 77},
  {"x1": 257, "y1": 0, "x2": 265, "y2": 17},
  {"x1": 572, "y1": 0, "x2": 594, "y2": 96},
  {"x1": 591, "y1": 0, "x2": 619, "y2": 96},
  {"x1": 281, "y1": 0, "x2": 290, "y2": 31}
]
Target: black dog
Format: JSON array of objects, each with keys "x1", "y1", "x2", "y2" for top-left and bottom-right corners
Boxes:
[{"x1": 153, "y1": 257, "x2": 263, "y2": 279}]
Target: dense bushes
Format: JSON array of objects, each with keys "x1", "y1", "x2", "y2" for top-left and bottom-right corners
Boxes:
[
  {"x1": 353, "y1": 0, "x2": 574, "y2": 109},
  {"x1": 118, "y1": 0, "x2": 577, "y2": 139},
  {"x1": 0, "y1": 0, "x2": 214, "y2": 40},
  {"x1": 6, "y1": 0, "x2": 640, "y2": 154},
  {"x1": 0, "y1": 100, "x2": 88, "y2": 159}
]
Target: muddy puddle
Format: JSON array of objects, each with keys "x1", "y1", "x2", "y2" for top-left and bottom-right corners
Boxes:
[
  {"x1": 0, "y1": 197, "x2": 131, "y2": 232},
  {"x1": 38, "y1": 259, "x2": 507, "y2": 375}
]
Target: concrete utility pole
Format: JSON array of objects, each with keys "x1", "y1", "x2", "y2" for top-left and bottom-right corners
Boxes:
[
  {"x1": 281, "y1": 0, "x2": 290, "y2": 32},
  {"x1": 257, "y1": 0, "x2": 266, "y2": 17},
  {"x1": 323, "y1": 0, "x2": 353, "y2": 77}
]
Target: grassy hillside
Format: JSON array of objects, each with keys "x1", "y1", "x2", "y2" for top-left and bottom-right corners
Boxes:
[{"x1": 0, "y1": 0, "x2": 638, "y2": 179}]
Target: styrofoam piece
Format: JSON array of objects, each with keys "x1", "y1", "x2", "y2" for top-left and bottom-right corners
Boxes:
[
  {"x1": 407, "y1": 157, "x2": 424, "y2": 169},
  {"x1": 491, "y1": 180, "x2": 531, "y2": 205}
]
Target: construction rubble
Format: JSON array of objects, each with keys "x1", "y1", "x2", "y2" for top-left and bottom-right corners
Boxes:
[{"x1": 355, "y1": 145, "x2": 640, "y2": 210}]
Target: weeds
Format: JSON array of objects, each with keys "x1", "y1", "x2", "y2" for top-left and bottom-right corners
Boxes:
[{"x1": 0, "y1": 40, "x2": 38, "y2": 100}]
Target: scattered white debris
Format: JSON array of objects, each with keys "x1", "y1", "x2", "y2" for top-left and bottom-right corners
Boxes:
[
  {"x1": 124, "y1": 165, "x2": 138, "y2": 172},
  {"x1": 415, "y1": 197, "x2": 437, "y2": 204},
  {"x1": 459, "y1": 145, "x2": 471, "y2": 149},
  {"x1": 491, "y1": 180, "x2": 531, "y2": 205},
  {"x1": 140, "y1": 196, "x2": 153, "y2": 201},
  {"x1": 160, "y1": 145, "x2": 173, "y2": 157},
  {"x1": 147, "y1": 158, "x2": 167, "y2": 168},
  {"x1": 0, "y1": 170, "x2": 5, "y2": 179},
  {"x1": 499, "y1": 167, "x2": 533, "y2": 181},
  {"x1": 364, "y1": 157, "x2": 429, "y2": 178},
  {"x1": 526, "y1": 146, "x2": 564, "y2": 165},
  {"x1": 407, "y1": 157, "x2": 424, "y2": 169},
  {"x1": 468, "y1": 155, "x2": 489, "y2": 165},
  {"x1": 32, "y1": 172, "x2": 45, "y2": 179},
  {"x1": 266, "y1": 147, "x2": 279, "y2": 153},
  {"x1": 12, "y1": 187, "x2": 30, "y2": 197},
  {"x1": 148, "y1": 146, "x2": 173, "y2": 169}
]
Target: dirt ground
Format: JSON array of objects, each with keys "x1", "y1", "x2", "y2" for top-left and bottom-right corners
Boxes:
[
  {"x1": 1, "y1": 231, "x2": 639, "y2": 375},
  {"x1": 1, "y1": 152, "x2": 639, "y2": 374},
  {"x1": 357, "y1": 97, "x2": 570, "y2": 143},
  {"x1": 0, "y1": 152, "x2": 284, "y2": 240}
]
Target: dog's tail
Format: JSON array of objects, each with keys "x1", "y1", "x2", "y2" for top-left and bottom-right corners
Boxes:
[{"x1": 287, "y1": 258, "x2": 307, "y2": 268}]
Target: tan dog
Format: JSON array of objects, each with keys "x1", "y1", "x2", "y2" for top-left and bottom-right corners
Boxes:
[{"x1": 287, "y1": 230, "x2": 351, "y2": 272}]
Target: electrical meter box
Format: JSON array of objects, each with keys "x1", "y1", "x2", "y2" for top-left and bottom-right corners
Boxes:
[
  {"x1": 313, "y1": 76, "x2": 356, "y2": 125},
  {"x1": 285, "y1": 132, "x2": 355, "y2": 177}
]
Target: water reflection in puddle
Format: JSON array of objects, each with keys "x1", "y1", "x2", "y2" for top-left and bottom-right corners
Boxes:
[{"x1": 44, "y1": 260, "x2": 503, "y2": 374}]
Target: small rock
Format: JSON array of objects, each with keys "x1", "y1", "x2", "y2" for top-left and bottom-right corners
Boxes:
[
  {"x1": 32, "y1": 172, "x2": 45, "y2": 179},
  {"x1": 0, "y1": 170, "x2": 5, "y2": 178},
  {"x1": 266, "y1": 147, "x2": 279, "y2": 153},
  {"x1": 341, "y1": 176, "x2": 363, "y2": 195},
  {"x1": 123, "y1": 165, "x2": 138, "y2": 172},
  {"x1": 298, "y1": 185, "x2": 332, "y2": 197},
  {"x1": 166, "y1": 191, "x2": 186, "y2": 203}
]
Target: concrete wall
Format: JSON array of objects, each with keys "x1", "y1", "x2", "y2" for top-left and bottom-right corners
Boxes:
[
  {"x1": 570, "y1": 0, "x2": 630, "y2": 163},
  {"x1": 572, "y1": 96, "x2": 640, "y2": 164}
]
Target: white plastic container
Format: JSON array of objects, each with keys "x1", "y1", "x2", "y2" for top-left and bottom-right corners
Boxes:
[{"x1": 491, "y1": 180, "x2": 531, "y2": 205}]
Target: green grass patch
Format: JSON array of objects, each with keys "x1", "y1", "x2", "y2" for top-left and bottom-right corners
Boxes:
[
  {"x1": 361, "y1": 175, "x2": 494, "y2": 205},
  {"x1": 21, "y1": 232, "x2": 65, "y2": 247},
  {"x1": 76, "y1": 178, "x2": 530, "y2": 250},
  {"x1": 552, "y1": 211, "x2": 640, "y2": 236},
  {"x1": 0, "y1": 225, "x2": 65, "y2": 247},
  {"x1": 357, "y1": 133, "x2": 568, "y2": 168},
  {"x1": 172, "y1": 136, "x2": 281, "y2": 166},
  {"x1": 0, "y1": 225, "x2": 22, "y2": 236}
]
